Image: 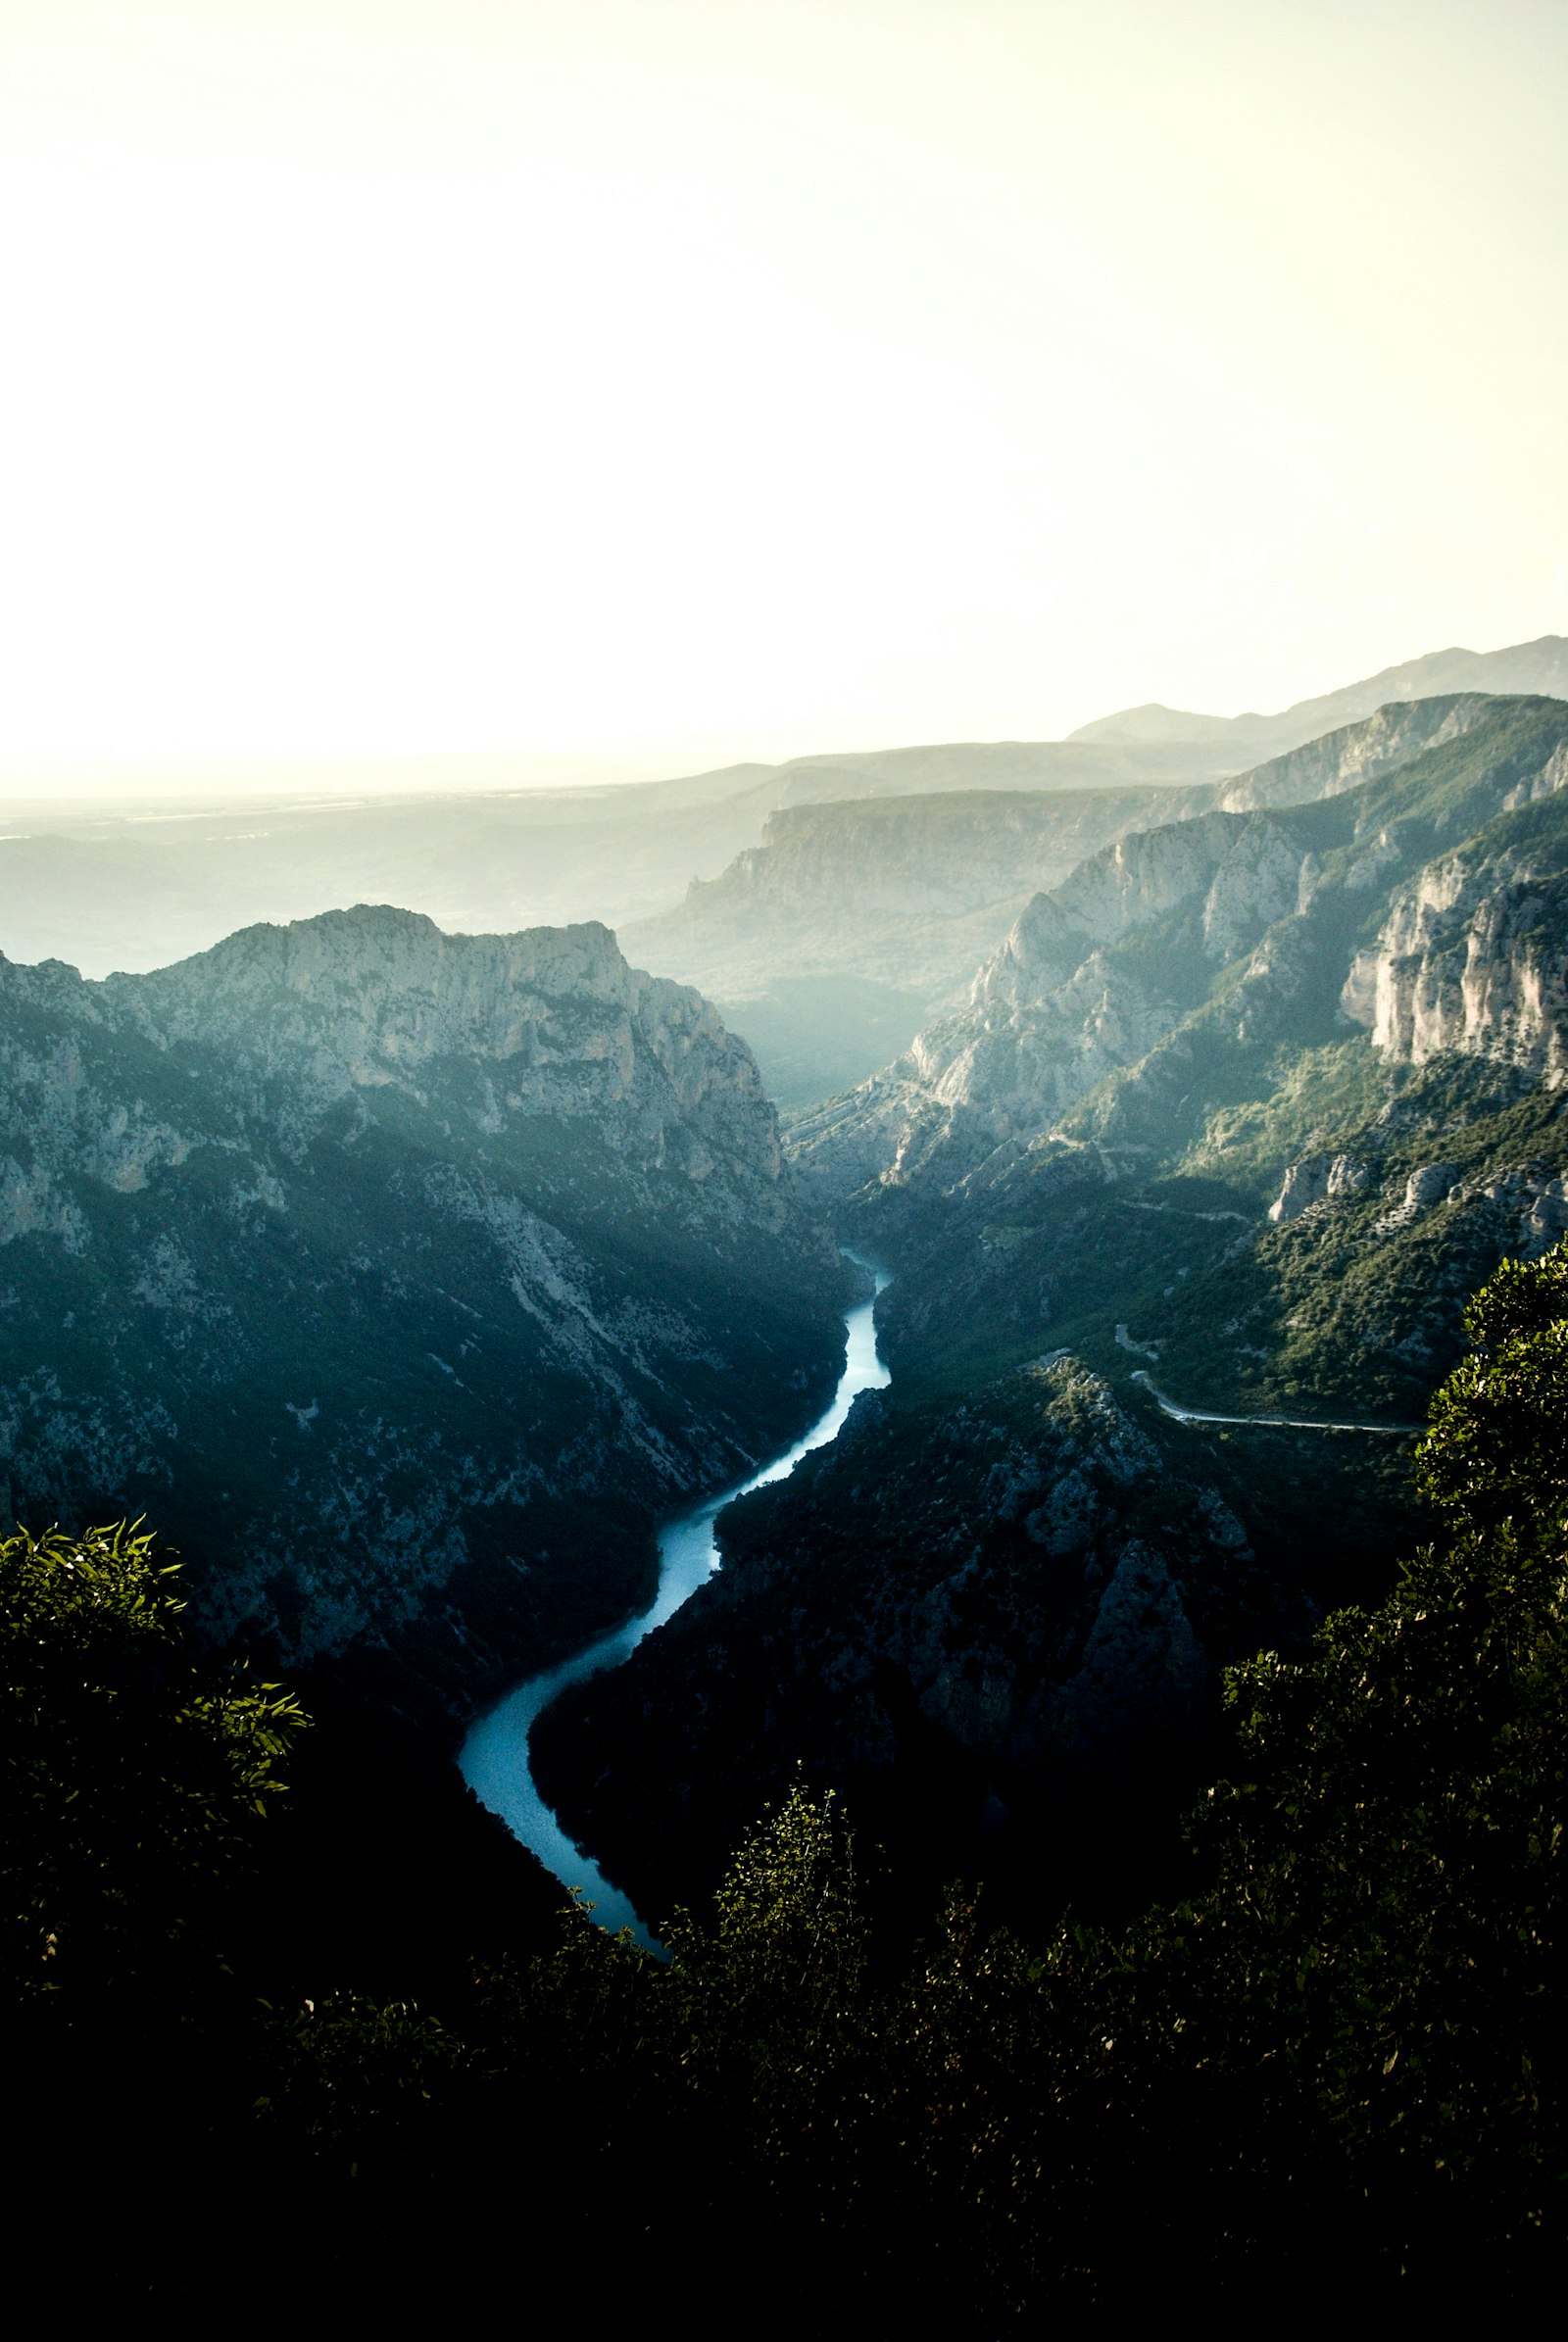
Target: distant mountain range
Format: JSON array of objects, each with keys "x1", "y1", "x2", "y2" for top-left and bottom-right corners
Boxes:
[
  {"x1": 3, "y1": 636, "x2": 1563, "y2": 1008},
  {"x1": 629, "y1": 690, "x2": 1551, "y2": 1103},
  {"x1": 1069, "y1": 634, "x2": 1568, "y2": 760}
]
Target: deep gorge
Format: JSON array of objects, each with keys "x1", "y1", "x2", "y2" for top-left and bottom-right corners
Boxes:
[
  {"x1": 6, "y1": 654, "x2": 1568, "y2": 2317},
  {"x1": 460, "y1": 1261, "x2": 890, "y2": 1940}
]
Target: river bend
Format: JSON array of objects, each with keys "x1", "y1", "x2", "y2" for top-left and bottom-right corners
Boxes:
[{"x1": 460, "y1": 1264, "x2": 890, "y2": 1945}]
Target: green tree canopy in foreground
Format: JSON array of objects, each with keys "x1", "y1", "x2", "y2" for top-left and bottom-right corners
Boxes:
[
  {"x1": 1, "y1": 1518, "x2": 306, "y2": 2007},
  {"x1": 5, "y1": 1244, "x2": 1566, "y2": 2317}
]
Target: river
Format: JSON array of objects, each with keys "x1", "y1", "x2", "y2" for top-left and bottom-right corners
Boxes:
[{"x1": 459, "y1": 1260, "x2": 891, "y2": 1946}]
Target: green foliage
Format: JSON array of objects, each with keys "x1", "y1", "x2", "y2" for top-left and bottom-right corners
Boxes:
[
  {"x1": 661, "y1": 1778, "x2": 869, "y2": 2178},
  {"x1": 1179, "y1": 1035, "x2": 1399, "y2": 1191},
  {"x1": 1, "y1": 1519, "x2": 306, "y2": 2004},
  {"x1": 256, "y1": 1994, "x2": 470, "y2": 2169},
  {"x1": 1420, "y1": 1242, "x2": 1568, "y2": 1537},
  {"x1": 9, "y1": 1244, "x2": 1566, "y2": 2311},
  {"x1": 1102, "y1": 1238, "x2": 1568, "y2": 2270},
  {"x1": 668, "y1": 1776, "x2": 864, "y2": 2001}
]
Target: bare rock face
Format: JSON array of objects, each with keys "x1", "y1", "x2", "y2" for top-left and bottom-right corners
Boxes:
[
  {"x1": 792, "y1": 697, "x2": 1568, "y2": 1217},
  {"x1": 616, "y1": 705, "x2": 1544, "y2": 1119},
  {"x1": 0, "y1": 906, "x2": 846, "y2": 1723},
  {"x1": 639, "y1": 789, "x2": 1195, "y2": 933},
  {"x1": 1342, "y1": 818, "x2": 1568, "y2": 1086},
  {"x1": 618, "y1": 785, "x2": 1219, "y2": 1109},
  {"x1": 791, "y1": 806, "x2": 1324, "y2": 1204},
  {"x1": 1459, "y1": 1167, "x2": 1568, "y2": 1253},
  {"x1": 1210, "y1": 695, "x2": 1499, "y2": 814},
  {"x1": 1267, "y1": 1154, "x2": 1371, "y2": 1223},
  {"x1": 98, "y1": 908, "x2": 792, "y2": 1195}
]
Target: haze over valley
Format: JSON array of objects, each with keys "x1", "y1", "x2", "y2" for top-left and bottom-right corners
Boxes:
[{"x1": 9, "y1": 633, "x2": 1567, "y2": 1107}]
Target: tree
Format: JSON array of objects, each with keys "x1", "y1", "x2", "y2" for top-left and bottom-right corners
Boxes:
[
  {"x1": 1, "y1": 1518, "x2": 306, "y2": 2006},
  {"x1": 1072, "y1": 1238, "x2": 1568, "y2": 2291}
]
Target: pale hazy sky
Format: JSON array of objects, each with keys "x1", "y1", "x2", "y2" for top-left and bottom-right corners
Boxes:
[{"x1": 3, "y1": 0, "x2": 1566, "y2": 783}]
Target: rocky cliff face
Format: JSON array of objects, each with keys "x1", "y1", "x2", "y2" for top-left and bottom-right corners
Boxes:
[
  {"x1": 616, "y1": 694, "x2": 1566, "y2": 1120},
  {"x1": 790, "y1": 697, "x2": 1568, "y2": 1213},
  {"x1": 1207, "y1": 694, "x2": 1501, "y2": 813},
  {"x1": 619, "y1": 785, "x2": 1208, "y2": 1109},
  {"x1": 641, "y1": 787, "x2": 1200, "y2": 933},
  {"x1": 1341, "y1": 801, "x2": 1568, "y2": 1086},
  {"x1": 0, "y1": 906, "x2": 846, "y2": 1725},
  {"x1": 788, "y1": 805, "x2": 1319, "y2": 1203},
  {"x1": 775, "y1": 695, "x2": 1568, "y2": 1454}
]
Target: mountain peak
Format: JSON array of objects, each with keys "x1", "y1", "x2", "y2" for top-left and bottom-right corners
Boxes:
[
  {"x1": 1067, "y1": 703, "x2": 1238, "y2": 747},
  {"x1": 1067, "y1": 635, "x2": 1568, "y2": 767}
]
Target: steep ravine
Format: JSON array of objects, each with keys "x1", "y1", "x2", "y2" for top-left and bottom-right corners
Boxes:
[
  {"x1": 524, "y1": 1334, "x2": 1417, "y2": 1937},
  {"x1": 461, "y1": 1263, "x2": 891, "y2": 1943},
  {"x1": 0, "y1": 905, "x2": 849, "y2": 1728},
  {"x1": 519, "y1": 703, "x2": 1568, "y2": 1930}
]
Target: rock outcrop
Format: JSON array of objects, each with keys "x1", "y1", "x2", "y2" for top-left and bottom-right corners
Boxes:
[
  {"x1": 1341, "y1": 804, "x2": 1568, "y2": 1085},
  {"x1": 1267, "y1": 1153, "x2": 1371, "y2": 1222},
  {"x1": 0, "y1": 906, "x2": 847, "y2": 1724},
  {"x1": 619, "y1": 785, "x2": 1210, "y2": 1109},
  {"x1": 791, "y1": 697, "x2": 1568, "y2": 1212},
  {"x1": 1208, "y1": 695, "x2": 1499, "y2": 814}
]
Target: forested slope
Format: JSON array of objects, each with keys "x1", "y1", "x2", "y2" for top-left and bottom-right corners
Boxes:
[{"x1": 8, "y1": 1244, "x2": 1565, "y2": 2318}]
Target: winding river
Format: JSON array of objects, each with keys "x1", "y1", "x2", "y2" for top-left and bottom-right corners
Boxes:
[{"x1": 459, "y1": 1262, "x2": 891, "y2": 1947}]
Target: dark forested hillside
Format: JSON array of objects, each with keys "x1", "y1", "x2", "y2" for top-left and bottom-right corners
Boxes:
[
  {"x1": 8, "y1": 1243, "x2": 1565, "y2": 2318},
  {"x1": 530, "y1": 1354, "x2": 1416, "y2": 1935}
]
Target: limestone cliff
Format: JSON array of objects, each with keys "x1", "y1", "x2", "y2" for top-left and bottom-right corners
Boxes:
[
  {"x1": 0, "y1": 905, "x2": 846, "y2": 1724},
  {"x1": 789, "y1": 805, "x2": 1320, "y2": 1201},
  {"x1": 1206, "y1": 694, "x2": 1500, "y2": 813},
  {"x1": 790, "y1": 696, "x2": 1568, "y2": 1212},
  {"x1": 617, "y1": 694, "x2": 1566, "y2": 1117},
  {"x1": 618, "y1": 784, "x2": 1207, "y2": 1109},
  {"x1": 1341, "y1": 799, "x2": 1568, "y2": 1085}
]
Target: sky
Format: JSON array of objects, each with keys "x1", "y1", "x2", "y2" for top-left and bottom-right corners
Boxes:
[{"x1": 2, "y1": 0, "x2": 1566, "y2": 788}]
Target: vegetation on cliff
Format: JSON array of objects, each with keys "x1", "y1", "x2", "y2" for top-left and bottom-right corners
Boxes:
[
  {"x1": 5, "y1": 1242, "x2": 1563, "y2": 2316},
  {"x1": 792, "y1": 697, "x2": 1568, "y2": 1434},
  {"x1": 527, "y1": 1351, "x2": 1420, "y2": 1936},
  {"x1": 0, "y1": 906, "x2": 848, "y2": 1725}
]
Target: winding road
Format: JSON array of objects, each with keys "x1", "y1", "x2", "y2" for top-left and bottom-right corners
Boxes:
[{"x1": 1130, "y1": 1368, "x2": 1422, "y2": 1438}]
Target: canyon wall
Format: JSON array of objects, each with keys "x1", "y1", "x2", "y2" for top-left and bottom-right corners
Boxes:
[{"x1": 0, "y1": 906, "x2": 846, "y2": 1724}]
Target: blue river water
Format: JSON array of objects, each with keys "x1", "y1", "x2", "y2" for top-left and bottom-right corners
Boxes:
[{"x1": 459, "y1": 1262, "x2": 890, "y2": 1946}]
